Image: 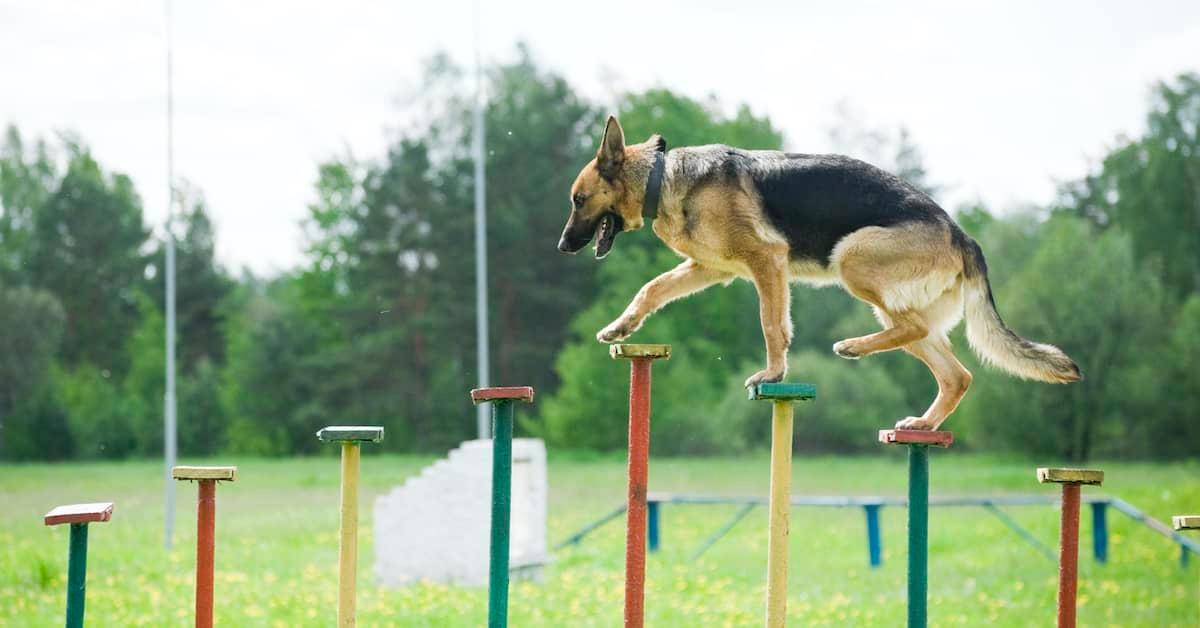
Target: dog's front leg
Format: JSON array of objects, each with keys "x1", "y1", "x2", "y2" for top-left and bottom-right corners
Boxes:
[
  {"x1": 597, "y1": 259, "x2": 730, "y2": 343},
  {"x1": 744, "y1": 251, "x2": 792, "y2": 387}
]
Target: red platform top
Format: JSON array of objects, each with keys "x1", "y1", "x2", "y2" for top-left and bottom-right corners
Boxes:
[
  {"x1": 878, "y1": 429, "x2": 954, "y2": 448},
  {"x1": 44, "y1": 502, "x2": 114, "y2": 526},
  {"x1": 470, "y1": 386, "x2": 535, "y2": 404}
]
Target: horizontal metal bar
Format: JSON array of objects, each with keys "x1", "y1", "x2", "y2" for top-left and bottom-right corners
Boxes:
[
  {"x1": 1107, "y1": 497, "x2": 1200, "y2": 557},
  {"x1": 645, "y1": 493, "x2": 1109, "y2": 508}
]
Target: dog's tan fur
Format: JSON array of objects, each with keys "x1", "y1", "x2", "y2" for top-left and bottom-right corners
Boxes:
[{"x1": 561, "y1": 116, "x2": 1080, "y2": 430}]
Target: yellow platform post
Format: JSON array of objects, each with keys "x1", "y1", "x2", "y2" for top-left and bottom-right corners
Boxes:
[
  {"x1": 750, "y1": 383, "x2": 815, "y2": 627},
  {"x1": 338, "y1": 442, "x2": 359, "y2": 627},
  {"x1": 317, "y1": 426, "x2": 384, "y2": 628},
  {"x1": 766, "y1": 399, "x2": 792, "y2": 627}
]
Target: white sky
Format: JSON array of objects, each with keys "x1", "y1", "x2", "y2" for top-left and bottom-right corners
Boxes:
[{"x1": 2, "y1": 0, "x2": 1197, "y2": 274}]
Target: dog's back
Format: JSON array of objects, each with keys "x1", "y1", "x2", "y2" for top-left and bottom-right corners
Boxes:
[{"x1": 674, "y1": 147, "x2": 955, "y2": 266}]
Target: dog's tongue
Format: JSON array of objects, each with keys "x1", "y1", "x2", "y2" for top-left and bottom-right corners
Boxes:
[{"x1": 594, "y1": 214, "x2": 616, "y2": 259}]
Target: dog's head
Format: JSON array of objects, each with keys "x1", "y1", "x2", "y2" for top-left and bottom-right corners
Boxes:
[{"x1": 557, "y1": 115, "x2": 648, "y2": 259}]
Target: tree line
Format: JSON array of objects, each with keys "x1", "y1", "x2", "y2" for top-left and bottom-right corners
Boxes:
[{"x1": 1, "y1": 48, "x2": 1196, "y2": 462}]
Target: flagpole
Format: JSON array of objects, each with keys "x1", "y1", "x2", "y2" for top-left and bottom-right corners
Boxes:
[
  {"x1": 163, "y1": 0, "x2": 178, "y2": 549},
  {"x1": 473, "y1": 0, "x2": 490, "y2": 440}
]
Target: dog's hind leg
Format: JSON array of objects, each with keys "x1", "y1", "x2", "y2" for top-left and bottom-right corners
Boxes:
[
  {"x1": 830, "y1": 225, "x2": 958, "y2": 359},
  {"x1": 832, "y1": 307, "x2": 929, "y2": 359},
  {"x1": 894, "y1": 335, "x2": 972, "y2": 431},
  {"x1": 597, "y1": 259, "x2": 731, "y2": 343}
]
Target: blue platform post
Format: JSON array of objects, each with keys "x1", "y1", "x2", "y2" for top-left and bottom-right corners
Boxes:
[
  {"x1": 865, "y1": 504, "x2": 882, "y2": 568},
  {"x1": 647, "y1": 500, "x2": 660, "y2": 553},
  {"x1": 1182, "y1": 545, "x2": 1190, "y2": 568},
  {"x1": 1090, "y1": 501, "x2": 1108, "y2": 564}
]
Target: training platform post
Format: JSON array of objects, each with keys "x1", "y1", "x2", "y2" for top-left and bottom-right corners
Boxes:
[
  {"x1": 879, "y1": 429, "x2": 954, "y2": 628},
  {"x1": 750, "y1": 382, "x2": 816, "y2": 628},
  {"x1": 611, "y1": 344, "x2": 670, "y2": 628},
  {"x1": 470, "y1": 385, "x2": 536, "y2": 628},
  {"x1": 1038, "y1": 467, "x2": 1104, "y2": 628},
  {"x1": 44, "y1": 502, "x2": 114, "y2": 628},
  {"x1": 317, "y1": 426, "x2": 385, "y2": 627},
  {"x1": 173, "y1": 465, "x2": 237, "y2": 628}
]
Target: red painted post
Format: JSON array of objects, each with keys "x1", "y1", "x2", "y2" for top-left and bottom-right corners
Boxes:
[
  {"x1": 196, "y1": 480, "x2": 216, "y2": 628},
  {"x1": 610, "y1": 344, "x2": 670, "y2": 628},
  {"x1": 1037, "y1": 467, "x2": 1103, "y2": 628},
  {"x1": 1057, "y1": 483, "x2": 1080, "y2": 628},
  {"x1": 625, "y1": 357, "x2": 650, "y2": 628},
  {"x1": 173, "y1": 465, "x2": 236, "y2": 628}
]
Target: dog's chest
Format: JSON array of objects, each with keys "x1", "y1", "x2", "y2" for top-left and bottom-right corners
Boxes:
[{"x1": 652, "y1": 216, "x2": 748, "y2": 275}]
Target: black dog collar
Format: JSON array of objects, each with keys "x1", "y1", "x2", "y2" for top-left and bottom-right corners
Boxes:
[{"x1": 643, "y1": 150, "x2": 666, "y2": 220}]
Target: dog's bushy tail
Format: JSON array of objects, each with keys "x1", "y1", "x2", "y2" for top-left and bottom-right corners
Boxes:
[{"x1": 959, "y1": 235, "x2": 1081, "y2": 383}]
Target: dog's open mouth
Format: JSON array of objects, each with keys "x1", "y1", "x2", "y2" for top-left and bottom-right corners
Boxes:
[{"x1": 594, "y1": 212, "x2": 623, "y2": 259}]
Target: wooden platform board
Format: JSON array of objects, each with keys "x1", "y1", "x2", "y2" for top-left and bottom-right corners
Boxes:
[
  {"x1": 747, "y1": 382, "x2": 817, "y2": 401},
  {"x1": 609, "y1": 344, "x2": 671, "y2": 360},
  {"x1": 469, "y1": 386, "x2": 535, "y2": 404},
  {"x1": 1173, "y1": 515, "x2": 1200, "y2": 530},
  {"x1": 317, "y1": 426, "x2": 385, "y2": 443},
  {"x1": 878, "y1": 429, "x2": 954, "y2": 447},
  {"x1": 172, "y1": 466, "x2": 237, "y2": 481},
  {"x1": 1037, "y1": 468, "x2": 1104, "y2": 485},
  {"x1": 44, "y1": 502, "x2": 114, "y2": 526}
]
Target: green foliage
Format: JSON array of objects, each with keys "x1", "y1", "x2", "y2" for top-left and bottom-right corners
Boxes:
[
  {"x1": 0, "y1": 285, "x2": 65, "y2": 459},
  {"x1": 119, "y1": 295, "x2": 166, "y2": 455},
  {"x1": 27, "y1": 145, "x2": 149, "y2": 375},
  {"x1": 1148, "y1": 295, "x2": 1200, "y2": 456},
  {"x1": 54, "y1": 363, "x2": 136, "y2": 458},
  {"x1": 1059, "y1": 72, "x2": 1200, "y2": 297},
  {"x1": 617, "y1": 89, "x2": 784, "y2": 150},
  {"x1": 960, "y1": 217, "x2": 1169, "y2": 460},
  {"x1": 221, "y1": 281, "x2": 329, "y2": 456},
  {"x1": 0, "y1": 126, "x2": 57, "y2": 283},
  {"x1": 148, "y1": 184, "x2": 233, "y2": 371},
  {"x1": 179, "y1": 358, "x2": 227, "y2": 455}
]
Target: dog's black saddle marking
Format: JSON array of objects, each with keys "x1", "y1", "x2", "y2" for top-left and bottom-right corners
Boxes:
[{"x1": 748, "y1": 152, "x2": 948, "y2": 265}]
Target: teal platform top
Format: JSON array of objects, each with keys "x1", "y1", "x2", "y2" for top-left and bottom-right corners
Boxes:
[
  {"x1": 316, "y1": 426, "x2": 385, "y2": 443},
  {"x1": 747, "y1": 382, "x2": 817, "y2": 401}
]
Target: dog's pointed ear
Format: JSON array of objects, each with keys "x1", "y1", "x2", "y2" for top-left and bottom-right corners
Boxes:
[{"x1": 597, "y1": 115, "x2": 625, "y2": 180}]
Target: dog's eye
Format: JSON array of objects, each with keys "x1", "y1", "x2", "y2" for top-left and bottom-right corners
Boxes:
[{"x1": 573, "y1": 193, "x2": 587, "y2": 209}]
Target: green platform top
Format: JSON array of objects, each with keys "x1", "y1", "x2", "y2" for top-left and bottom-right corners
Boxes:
[
  {"x1": 747, "y1": 382, "x2": 816, "y2": 401},
  {"x1": 1172, "y1": 515, "x2": 1199, "y2": 530},
  {"x1": 172, "y1": 466, "x2": 237, "y2": 481},
  {"x1": 1037, "y1": 468, "x2": 1104, "y2": 485},
  {"x1": 316, "y1": 425, "x2": 385, "y2": 443},
  {"x1": 610, "y1": 344, "x2": 671, "y2": 360}
]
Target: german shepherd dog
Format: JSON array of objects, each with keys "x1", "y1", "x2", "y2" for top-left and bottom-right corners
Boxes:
[{"x1": 558, "y1": 116, "x2": 1081, "y2": 430}]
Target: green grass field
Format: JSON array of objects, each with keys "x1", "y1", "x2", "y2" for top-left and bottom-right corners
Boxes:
[{"x1": 2, "y1": 452, "x2": 1198, "y2": 626}]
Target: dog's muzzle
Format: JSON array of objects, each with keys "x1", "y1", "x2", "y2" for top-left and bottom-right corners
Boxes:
[{"x1": 557, "y1": 211, "x2": 623, "y2": 259}]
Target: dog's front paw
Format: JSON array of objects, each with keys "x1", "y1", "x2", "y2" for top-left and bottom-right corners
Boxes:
[
  {"x1": 744, "y1": 368, "x2": 785, "y2": 388},
  {"x1": 894, "y1": 416, "x2": 935, "y2": 431},
  {"x1": 596, "y1": 320, "x2": 634, "y2": 344},
  {"x1": 832, "y1": 340, "x2": 861, "y2": 360}
]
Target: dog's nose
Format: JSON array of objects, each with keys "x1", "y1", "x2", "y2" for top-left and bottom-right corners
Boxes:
[{"x1": 557, "y1": 236, "x2": 571, "y2": 253}]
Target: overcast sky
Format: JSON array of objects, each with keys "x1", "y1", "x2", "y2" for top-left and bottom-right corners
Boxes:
[{"x1": 2, "y1": 1, "x2": 1197, "y2": 274}]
